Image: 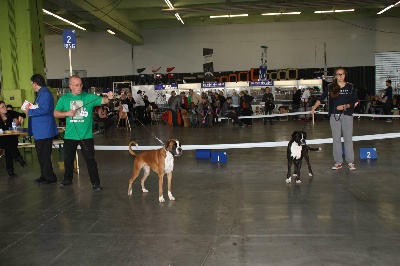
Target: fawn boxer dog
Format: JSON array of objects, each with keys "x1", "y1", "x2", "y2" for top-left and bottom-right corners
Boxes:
[
  {"x1": 287, "y1": 131, "x2": 320, "y2": 184},
  {"x1": 127, "y1": 139, "x2": 182, "y2": 202}
]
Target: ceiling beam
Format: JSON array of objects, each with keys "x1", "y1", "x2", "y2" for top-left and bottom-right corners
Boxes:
[{"x1": 45, "y1": 0, "x2": 144, "y2": 45}]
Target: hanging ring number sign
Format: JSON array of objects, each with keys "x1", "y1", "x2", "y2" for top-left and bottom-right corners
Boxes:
[{"x1": 63, "y1": 30, "x2": 76, "y2": 49}]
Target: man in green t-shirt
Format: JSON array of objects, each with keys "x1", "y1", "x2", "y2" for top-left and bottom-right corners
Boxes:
[{"x1": 54, "y1": 75, "x2": 114, "y2": 191}]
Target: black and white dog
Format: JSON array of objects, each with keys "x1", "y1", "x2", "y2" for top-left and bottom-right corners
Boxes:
[{"x1": 286, "y1": 131, "x2": 321, "y2": 184}]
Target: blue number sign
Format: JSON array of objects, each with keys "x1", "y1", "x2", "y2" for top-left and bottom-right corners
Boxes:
[{"x1": 63, "y1": 30, "x2": 76, "y2": 49}]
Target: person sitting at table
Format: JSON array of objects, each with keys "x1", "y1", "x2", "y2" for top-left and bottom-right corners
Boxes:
[
  {"x1": 369, "y1": 95, "x2": 384, "y2": 119},
  {"x1": 95, "y1": 104, "x2": 114, "y2": 132},
  {"x1": 0, "y1": 101, "x2": 27, "y2": 177}
]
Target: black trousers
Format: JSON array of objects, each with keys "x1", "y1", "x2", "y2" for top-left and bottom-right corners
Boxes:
[
  {"x1": 264, "y1": 108, "x2": 273, "y2": 125},
  {"x1": 135, "y1": 106, "x2": 145, "y2": 123},
  {"x1": 35, "y1": 138, "x2": 57, "y2": 181},
  {"x1": 241, "y1": 108, "x2": 252, "y2": 125},
  {"x1": 225, "y1": 113, "x2": 243, "y2": 126},
  {"x1": 0, "y1": 135, "x2": 22, "y2": 171},
  {"x1": 64, "y1": 138, "x2": 100, "y2": 185},
  {"x1": 171, "y1": 109, "x2": 178, "y2": 126}
]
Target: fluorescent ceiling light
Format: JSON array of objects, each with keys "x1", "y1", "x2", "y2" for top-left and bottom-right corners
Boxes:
[
  {"x1": 262, "y1": 12, "x2": 301, "y2": 15},
  {"x1": 229, "y1": 14, "x2": 248, "y2": 17},
  {"x1": 314, "y1": 10, "x2": 334, "y2": 13},
  {"x1": 164, "y1": 0, "x2": 184, "y2": 24},
  {"x1": 314, "y1": 9, "x2": 354, "y2": 13},
  {"x1": 107, "y1": 29, "x2": 115, "y2": 35},
  {"x1": 164, "y1": 0, "x2": 174, "y2": 10},
  {"x1": 175, "y1": 13, "x2": 184, "y2": 24},
  {"x1": 210, "y1": 14, "x2": 248, "y2": 18},
  {"x1": 334, "y1": 9, "x2": 355, "y2": 13},
  {"x1": 43, "y1": 9, "x2": 86, "y2": 31},
  {"x1": 262, "y1": 13, "x2": 281, "y2": 16},
  {"x1": 282, "y1": 12, "x2": 301, "y2": 15},
  {"x1": 210, "y1": 15, "x2": 229, "y2": 18},
  {"x1": 377, "y1": 1, "x2": 400, "y2": 14}
]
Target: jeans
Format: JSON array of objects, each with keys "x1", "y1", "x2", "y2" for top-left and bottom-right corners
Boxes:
[{"x1": 64, "y1": 138, "x2": 100, "y2": 185}]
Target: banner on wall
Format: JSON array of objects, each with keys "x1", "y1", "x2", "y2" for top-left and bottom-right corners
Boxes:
[
  {"x1": 201, "y1": 82, "x2": 225, "y2": 88},
  {"x1": 203, "y1": 48, "x2": 214, "y2": 82},
  {"x1": 155, "y1": 84, "x2": 178, "y2": 90},
  {"x1": 249, "y1": 81, "x2": 274, "y2": 87}
]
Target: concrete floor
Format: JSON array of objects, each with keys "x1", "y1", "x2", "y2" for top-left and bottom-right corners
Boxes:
[{"x1": 0, "y1": 117, "x2": 400, "y2": 265}]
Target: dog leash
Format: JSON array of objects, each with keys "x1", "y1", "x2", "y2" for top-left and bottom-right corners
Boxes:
[{"x1": 131, "y1": 113, "x2": 164, "y2": 145}]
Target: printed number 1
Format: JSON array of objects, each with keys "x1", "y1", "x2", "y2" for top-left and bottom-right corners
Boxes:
[
  {"x1": 367, "y1": 151, "x2": 371, "y2": 158},
  {"x1": 218, "y1": 156, "x2": 220, "y2": 161}
]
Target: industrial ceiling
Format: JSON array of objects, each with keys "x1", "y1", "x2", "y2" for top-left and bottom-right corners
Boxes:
[{"x1": 42, "y1": 0, "x2": 400, "y2": 45}]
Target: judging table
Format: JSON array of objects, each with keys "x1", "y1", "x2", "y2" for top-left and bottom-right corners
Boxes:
[{"x1": 0, "y1": 131, "x2": 28, "y2": 137}]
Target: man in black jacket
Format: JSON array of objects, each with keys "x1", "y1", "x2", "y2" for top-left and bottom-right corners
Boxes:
[{"x1": 262, "y1": 87, "x2": 275, "y2": 125}]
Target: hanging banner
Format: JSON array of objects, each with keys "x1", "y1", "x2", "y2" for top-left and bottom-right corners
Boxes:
[{"x1": 203, "y1": 48, "x2": 214, "y2": 82}]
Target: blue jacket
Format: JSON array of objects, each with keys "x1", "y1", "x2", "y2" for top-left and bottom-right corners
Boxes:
[{"x1": 28, "y1": 86, "x2": 58, "y2": 140}]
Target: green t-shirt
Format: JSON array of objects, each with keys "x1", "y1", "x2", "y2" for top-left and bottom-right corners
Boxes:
[{"x1": 55, "y1": 92, "x2": 103, "y2": 140}]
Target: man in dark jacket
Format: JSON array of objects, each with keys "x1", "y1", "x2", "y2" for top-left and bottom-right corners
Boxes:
[
  {"x1": 220, "y1": 97, "x2": 244, "y2": 127},
  {"x1": 262, "y1": 87, "x2": 275, "y2": 125}
]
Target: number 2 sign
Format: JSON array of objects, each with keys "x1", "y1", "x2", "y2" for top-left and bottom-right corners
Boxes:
[
  {"x1": 359, "y1": 148, "x2": 377, "y2": 159},
  {"x1": 63, "y1": 30, "x2": 76, "y2": 49}
]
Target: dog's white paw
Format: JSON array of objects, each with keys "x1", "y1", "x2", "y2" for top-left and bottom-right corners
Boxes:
[
  {"x1": 168, "y1": 191, "x2": 175, "y2": 201},
  {"x1": 128, "y1": 190, "x2": 132, "y2": 195},
  {"x1": 286, "y1": 178, "x2": 291, "y2": 184},
  {"x1": 142, "y1": 188, "x2": 149, "y2": 193},
  {"x1": 296, "y1": 179, "x2": 302, "y2": 184},
  {"x1": 309, "y1": 173, "x2": 313, "y2": 177},
  {"x1": 293, "y1": 173, "x2": 297, "y2": 177},
  {"x1": 159, "y1": 195, "x2": 165, "y2": 202}
]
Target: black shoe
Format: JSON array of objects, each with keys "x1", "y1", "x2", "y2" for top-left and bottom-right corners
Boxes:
[
  {"x1": 7, "y1": 170, "x2": 16, "y2": 177},
  {"x1": 35, "y1": 177, "x2": 57, "y2": 185},
  {"x1": 60, "y1": 179, "x2": 73, "y2": 188},
  {"x1": 15, "y1": 156, "x2": 27, "y2": 167},
  {"x1": 92, "y1": 184, "x2": 102, "y2": 192}
]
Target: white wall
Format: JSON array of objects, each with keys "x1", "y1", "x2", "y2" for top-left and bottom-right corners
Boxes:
[
  {"x1": 45, "y1": 32, "x2": 133, "y2": 79},
  {"x1": 45, "y1": 17, "x2": 400, "y2": 79}
]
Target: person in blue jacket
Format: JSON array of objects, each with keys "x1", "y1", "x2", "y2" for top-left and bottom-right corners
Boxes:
[{"x1": 24, "y1": 74, "x2": 59, "y2": 184}]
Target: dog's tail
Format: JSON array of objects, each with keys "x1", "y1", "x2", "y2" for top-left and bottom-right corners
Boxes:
[
  {"x1": 128, "y1": 141, "x2": 139, "y2": 156},
  {"x1": 307, "y1": 145, "x2": 321, "y2": 152}
]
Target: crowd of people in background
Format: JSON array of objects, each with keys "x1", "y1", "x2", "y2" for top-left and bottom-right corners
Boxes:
[
  {"x1": 167, "y1": 89, "x2": 257, "y2": 127},
  {"x1": 103, "y1": 79, "x2": 398, "y2": 130}
]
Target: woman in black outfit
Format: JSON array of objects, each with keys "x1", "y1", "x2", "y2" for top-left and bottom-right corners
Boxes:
[
  {"x1": 240, "y1": 91, "x2": 254, "y2": 126},
  {"x1": 0, "y1": 101, "x2": 27, "y2": 177}
]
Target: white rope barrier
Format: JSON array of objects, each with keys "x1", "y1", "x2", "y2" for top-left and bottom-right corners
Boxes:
[
  {"x1": 93, "y1": 132, "x2": 400, "y2": 151},
  {"x1": 229, "y1": 111, "x2": 400, "y2": 119}
]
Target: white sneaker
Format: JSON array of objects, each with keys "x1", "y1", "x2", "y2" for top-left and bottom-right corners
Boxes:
[
  {"x1": 348, "y1": 163, "x2": 356, "y2": 171},
  {"x1": 332, "y1": 164, "x2": 342, "y2": 170}
]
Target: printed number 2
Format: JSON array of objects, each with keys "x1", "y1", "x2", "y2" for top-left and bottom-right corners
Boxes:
[
  {"x1": 367, "y1": 151, "x2": 371, "y2": 158},
  {"x1": 66, "y1": 36, "x2": 71, "y2": 43}
]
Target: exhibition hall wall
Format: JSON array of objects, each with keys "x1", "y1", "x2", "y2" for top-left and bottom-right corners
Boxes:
[{"x1": 44, "y1": 17, "x2": 399, "y2": 79}]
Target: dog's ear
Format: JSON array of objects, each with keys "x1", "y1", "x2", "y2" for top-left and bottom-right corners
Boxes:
[
  {"x1": 164, "y1": 140, "x2": 171, "y2": 150},
  {"x1": 291, "y1": 131, "x2": 298, "y2": 139},
  {"x1": 302, "y1": 131, "x2": 307, "y2": 139},
  {"x1": 165, "y1": 139, "x2": 175, "y2": 151}
]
